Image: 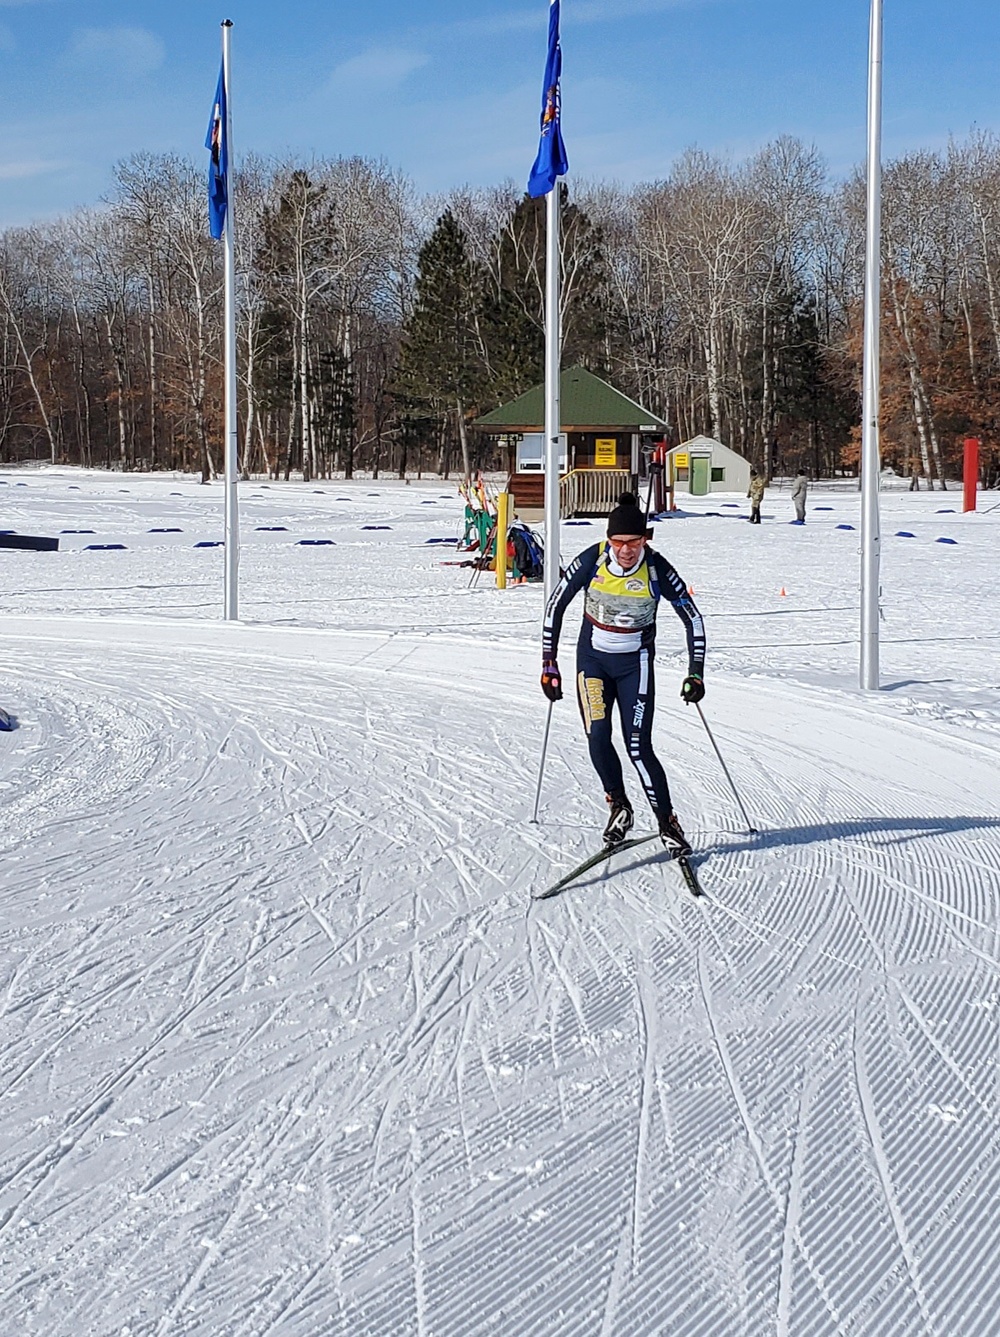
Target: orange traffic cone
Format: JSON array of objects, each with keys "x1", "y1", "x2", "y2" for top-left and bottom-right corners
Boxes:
[{"x1": 780, "y1": 587, "x2": 787, "y2": 597}]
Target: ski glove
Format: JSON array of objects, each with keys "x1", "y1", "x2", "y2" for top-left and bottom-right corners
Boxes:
[
  {"x1": 541, "y1": 660, "x2": 563, "y2": 702},
  {"x1": 680, "y1": 674, "x2": 705, "y2": 705}
]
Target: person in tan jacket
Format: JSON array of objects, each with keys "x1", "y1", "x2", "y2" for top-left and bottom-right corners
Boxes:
[
  {"x1": 791, "y1": 471, "x2": 808, "y2": 523},
  {"x1": 747, "y1": 469, "x2": 765, "y2": 523}
]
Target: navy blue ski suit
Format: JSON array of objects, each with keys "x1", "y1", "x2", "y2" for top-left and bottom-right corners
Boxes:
[{"x1": 542, "y1": 542, "x2": 705, "y2": 819}]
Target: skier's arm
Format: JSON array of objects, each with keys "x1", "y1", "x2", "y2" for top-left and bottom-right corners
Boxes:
[
  {"x1": 653, "y1": 553, "x2": 706, "y2": 678},
  {"x1": 542, "y1": 544, "x2": 598, "y2": 662}
]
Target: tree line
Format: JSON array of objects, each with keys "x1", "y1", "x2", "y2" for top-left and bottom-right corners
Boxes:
[{"x1": 2, "y1": 133, "x2": 999, "y2": 486}]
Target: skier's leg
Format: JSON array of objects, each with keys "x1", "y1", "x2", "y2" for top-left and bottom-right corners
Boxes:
[
  {"x1": 620, "y1": 657, "x2": 692, "y2": 851},
  {"x1": 576, "y1": 649, "x2": 624, "y2": 799},
  {"x1": 614, "y1": 649, "x2": 673, "y2": 820},
  {"x1": 578, "y1": 651, "x2": 634, "y2": 843}
]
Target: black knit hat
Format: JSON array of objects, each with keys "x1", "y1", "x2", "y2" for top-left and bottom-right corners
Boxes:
[{"x1": 607, "y1": 492, "x2": 652, "y2": 538}]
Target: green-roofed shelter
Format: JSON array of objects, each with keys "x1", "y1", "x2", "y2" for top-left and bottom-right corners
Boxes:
[{"x1": 472, "y1": 366, "x2": 670, "y2": 518}]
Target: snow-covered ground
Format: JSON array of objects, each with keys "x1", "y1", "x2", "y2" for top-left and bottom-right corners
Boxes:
[{"x1": 2, "y1": 467, "x2": 999, "y2": 1336}]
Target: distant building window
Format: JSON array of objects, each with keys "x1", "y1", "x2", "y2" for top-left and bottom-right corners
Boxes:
[
  {"x1": 676, "y1": 468, "x2": 689, "y2": 482},
  {"x1": 711, "y1": 467, "x2": 725, "y2": 482}
]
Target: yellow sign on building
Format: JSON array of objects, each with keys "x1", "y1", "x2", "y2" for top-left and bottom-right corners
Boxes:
[
  {"x1": 674, "y1": 452, "x2": 689, "y2": 468},
  {"x1": 595, "y1": 437, "x2": 617, "y2": 467}
]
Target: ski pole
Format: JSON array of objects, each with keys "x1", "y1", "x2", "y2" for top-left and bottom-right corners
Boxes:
[
  {"x1": 694, "y1": 702, "x2": 758, "y2": 835},
  {"x1": 531, "y1": 700, "x2": 554, "y2": 823}
]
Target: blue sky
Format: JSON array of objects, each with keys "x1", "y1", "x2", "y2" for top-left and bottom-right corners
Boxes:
[{"x1": 1, "y1": 0, "x2": 999, "y2": 226}]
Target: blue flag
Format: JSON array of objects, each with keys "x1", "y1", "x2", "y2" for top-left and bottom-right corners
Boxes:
[
  {"x1": 205, "y1": 65, "x2": 228, "y2": 240},
  {"x1": 527, "y1": 0, "x2": 568, "y2": 198}
]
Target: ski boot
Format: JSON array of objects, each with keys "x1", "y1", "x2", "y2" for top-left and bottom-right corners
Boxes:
[
  {"x1": 658, "y1": 810, "x2": 692, "y2": 856},
  {"x1": 603, "y1": 793, "x2": 634, "y2": 847}
]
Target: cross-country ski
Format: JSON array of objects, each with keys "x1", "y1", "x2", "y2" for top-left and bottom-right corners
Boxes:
[{"x1": 535, "y1": 832, "x2": 664, "y2": 899}]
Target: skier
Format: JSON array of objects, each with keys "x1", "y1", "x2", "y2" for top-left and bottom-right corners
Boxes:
[
  {"x1": 747, "y1": 468, "x2": 765, "y2": 523},
  {"x1": 540, "y1": 492, "x2": 705, "y2": 853},
  {"x1": 791, "y1": 471, "x2": 808, "y2": 523}
]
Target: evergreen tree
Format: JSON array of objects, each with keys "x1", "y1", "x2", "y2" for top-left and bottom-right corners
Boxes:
[
  {"x1": 776, "y1": 293, "x2": 856, "y2": 475},
  {"x1": 397, "y1": 210, "x2": 485, "y2": 480},
  {"x1": 478, "y1": 186, "x2": 612, "y2": 404}
]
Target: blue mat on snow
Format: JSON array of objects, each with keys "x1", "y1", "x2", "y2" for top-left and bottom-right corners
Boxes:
[{"x1": 0, "y1": 533, "x2": 58, "y2": 550}]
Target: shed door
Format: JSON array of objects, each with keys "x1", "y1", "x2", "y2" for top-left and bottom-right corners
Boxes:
[{"x1": 690, "y1": 455, "x2": 711, "y2": 496}]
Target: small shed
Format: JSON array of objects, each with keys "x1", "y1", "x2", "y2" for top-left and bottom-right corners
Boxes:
[
  {"x1": 472, "y1": 366, "x2": 669, "y2": 518},
  {"x1": 667, "y1": 435, "x2": 751, "y2": 496}
]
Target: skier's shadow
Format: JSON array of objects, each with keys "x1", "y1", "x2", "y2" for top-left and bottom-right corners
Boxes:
[
  {"x1": 702, "y1": 814, "x2": 1000, "y2": 861},
  {"x1": 556, "y1": 815, "x2": 1000, "y2": 893}
]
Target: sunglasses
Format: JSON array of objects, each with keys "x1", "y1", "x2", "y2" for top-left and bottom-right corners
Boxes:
[{"x1": 608, "y1": 536, "x2": 646, "y2": 550}]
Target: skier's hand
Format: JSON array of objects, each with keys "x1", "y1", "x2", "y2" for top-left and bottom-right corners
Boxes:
[
  {"x1": 541, "y1": 660, "x2": 563, "y2": 702},
  {"x1": 680, "y1": 674, "x2": 705, "y2": 705}
]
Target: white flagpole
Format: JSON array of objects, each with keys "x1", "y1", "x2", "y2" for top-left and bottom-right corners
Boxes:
[
  {"x1": 860, "y1": 0, "x2": 882, "y2": 688},
  {"x1": 543, "y1": 185, "x2": 561, "y2": 604},
  {"x1": 221, "y1": 19, "x2": 240, "y2": 621}
]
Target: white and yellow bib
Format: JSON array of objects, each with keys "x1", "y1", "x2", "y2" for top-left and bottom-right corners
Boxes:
[{"x1": 584, "y1": 555, "x2": 657, "y2": 653}]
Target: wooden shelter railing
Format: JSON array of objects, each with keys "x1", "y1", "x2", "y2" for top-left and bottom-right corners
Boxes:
[{"x1": 559, "y1": 468, "x2": 633, "y2": 518}]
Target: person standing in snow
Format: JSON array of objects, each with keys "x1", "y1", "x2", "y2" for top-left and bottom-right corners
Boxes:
[
  {"x1": 539, "y1": 492, "x2": 706, "y2": 853},
  {"x1": 791, "y1": 471, "x2": 808, "y2": 523},
  {"x1": 747, "y1": 468, "x2": 765, "y2": 524}
]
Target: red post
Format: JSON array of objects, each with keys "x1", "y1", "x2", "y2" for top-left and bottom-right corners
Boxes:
[{"x1": 963, "y1": 436, "x2": 979, "y2": 513}]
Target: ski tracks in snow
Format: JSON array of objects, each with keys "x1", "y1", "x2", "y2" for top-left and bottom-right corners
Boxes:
[{"x1": 2, "y1": 625, "x2": 1000, "y2": 1334}]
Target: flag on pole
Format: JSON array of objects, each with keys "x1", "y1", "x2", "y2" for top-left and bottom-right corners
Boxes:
[
  {"x1": 527, "y1": 0, "x2": 568, "y2": 198},
  {"x1": 205, "y1": 64, "x2": 228, "y2": 240}
]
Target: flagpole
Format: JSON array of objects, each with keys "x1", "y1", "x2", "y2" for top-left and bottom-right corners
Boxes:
[
  {"x1": 860, "y1": 0, "x2": 882, "y2": 688},
  {"x1": 543, "y1": 184, "x2": 561, "y2": 603},
  {"x1": 221, "y1": 19, "x2": 240, "y2": 621},
  {"x1": 527, "y1": 0, "x2": 567, "y2": 602}
]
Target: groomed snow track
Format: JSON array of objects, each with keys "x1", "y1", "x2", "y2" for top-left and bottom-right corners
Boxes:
[{"x1": 2, "y1": 617, "x2": 999, "y2": 1336}]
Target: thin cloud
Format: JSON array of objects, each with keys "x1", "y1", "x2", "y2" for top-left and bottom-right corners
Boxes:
[
  {"x1": 327, "y1": 47, "x2": 430, "y2": 95},
  {"x1": 66, "y1": 26, "x2": 165, "y2": 79},
  {"x1": 0, "y1": 158, "x2": 66, "y2": 180},
  {"x1": 572, "y1": 0, "x2": 714, "y2": 20},
  {"x1": 429, "y1": 0, "x2": 712, "y2": 41}
]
